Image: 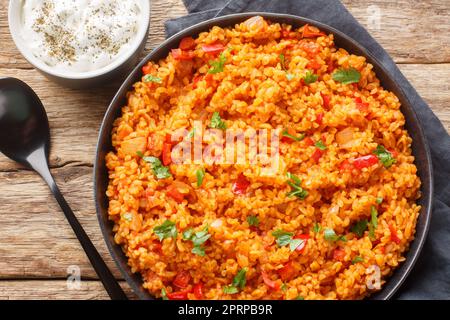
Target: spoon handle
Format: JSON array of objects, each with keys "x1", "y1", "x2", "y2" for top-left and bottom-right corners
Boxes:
[{"x1": 35, "y1": 164, "x2": 127, "y2": 300}]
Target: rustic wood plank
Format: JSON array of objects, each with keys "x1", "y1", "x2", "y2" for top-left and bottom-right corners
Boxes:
[
  {"x1": 1, "y1": 0, "x2": 449, "y2": 66},
  {"x1": 341, "y1": 0, "x2": 450, "y2": 64},
  {"x1": 0, "y1": 165, "x2": 124, "y2": 279},
  {"x1": 0, "y1": 280, "x2": 135, "y2": 300}
]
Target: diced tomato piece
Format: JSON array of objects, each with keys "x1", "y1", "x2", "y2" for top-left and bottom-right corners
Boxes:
[
  {"x1": 302, "y1": 24, "x2": 326, "y2": 38},
  {"x1": 167, "y1": 290, "x2": 189, "y2": 300},
  {"x1": 307, "y1": 59, "x2": 322, "y2": 70},
  {"x1": 304, "y1": 137, "x2": 314, "y2": 147},
  {"x1": 315, "y1": 112, "x2": 324, "y2": 125},
  {"x1": 281, "y1": 128, "x2": 297, "y2": 143},
  {"x1": 293, "y1": 234, "x2": 309, "y2": 253},
  {"x1": 298, "y1": 41, "x2": 320, "y2": 56},
  {"x1": 165, "y1": 133, "x2": 173, "y2": 144},
  {"x1": 193, "y1": 283, "x2": 204, "y2": 300},
  {"x1": 332, "y1": 248, "x2": 346, "y2": 261},
  {"x1": 278, "y1": 262, "x2": 296, "y2": 281},
  {"x1": 232, "y1": 173, "x2": 250, "y2": 195},
  {"x1": 261, "y1": 271, "x2": 280, "y2": 291},
  {"x1": 201, "y1": 43, "x2": 225, "y2": 54},
  {"x1": 142, "y1": 65, "x2": 152, "y2": 75},
  {"x1": 192, "y1": 74, "x2": 203, "y2": 89},
  {"x1": 179, "y1": 37, "x2": 196, "y2": 50},
  {"x1": 166, "y1": 184, "x2": 185, "y2": 203},
  {"x1": 327, "y1": 59, "x2": 336, "y2": 73},
  {"x1": 352, "y1": 155, "x2": 379, "y2": 169},
  {"x1": 281, "y1": 28, "x2": 297, "y2": 39},
  {"x1": 321, "y1": 93, "x2": 330, "y2": 109},
  {"x1": 172, "y1": 48, "x2": 195, "y2": 60},
  {"x1": 389, "y1": 224, "x2": 401, "y2": 244},
  {"x1": 312, "y1": 149, "x2": 324, "y2": 163},
  {"x1": 152, "y1": 241, "x2": 163, "y2": 255},
  {"x1": 162, "y1": 142, "x2": 172, "y2": 166},
  {"x1": 354, "y1": 97, "x2": 369, "y2": 112},
  {"x1": 173, "y1": 271, "x2": 191, "y2": 289},
  {"x1": 339, "y1": 159, "x2": 353, "y2": 172}
]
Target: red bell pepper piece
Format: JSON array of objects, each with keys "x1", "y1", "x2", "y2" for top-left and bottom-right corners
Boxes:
[
  {"x1": 261, "y1": 271, "x2": 280, "y2": 291},
  {"x1": 312, "y1": 149, "x2": 324, "y2": 163},
  {"x1": 142, "y1": 65, "x2": 152, "y2": 75},
  {"x1": 389, "y1": 224, "x2": 401, "y2": 244},
  {"x1": 166, "y1": 290, "x2": 189, "y2": 300},
  {"x1": 173, "y1": 271, "x2": 191, "y2": 289},
  {"x1": 321, "y1": 93, "x2": 330, "y2": 109},
  {"x1": 162, "y1": 142, "x2": 172, "y2": 166},
  {"x1": 172, "y1": 48, "x2": 195, "y2": 61},
  {"x1": 166, "y1": 184, "x2": 185, "y2": 203},
  {"x1": 304, "y1": 137, "x2": 314, "y2": 147},
  {"x1": 193, "y1": 283, "x2": 204, "y2": 300},
  {"x1": 179, "y1": 37, "x2": 196, "y2": 50},
  {"x1": 232, "y1": 173, "x2": 250, "y2": 195},
  {"x1": 302, "y1": 24, "x2": 326, "y2": 38},
  {"x1": 352, "y1": 155, "x2": 378, "y2": 169},
  {"x1": 315, "y1": 112, "x2": 324, "y2": 125},
  {"x1": 201, "y1": 43, "x2": 225, "y2": 54},
  {"x1": 332, "y1": 247, "x2": 346, "y2": 261},
  {"x1": 354, "y1": 97, "x2": 369, "y2": 112},
  {"x1": 307, "y1": 60, "x2": 322, "y2": 70},
  {"x1": 278, "y1": 262, "x2": 296, "y2": 281}
]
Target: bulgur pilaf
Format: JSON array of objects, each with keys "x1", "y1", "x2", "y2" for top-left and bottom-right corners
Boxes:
[{"x1": 105, "y1": 16, "x2": 421, "y2": 300}]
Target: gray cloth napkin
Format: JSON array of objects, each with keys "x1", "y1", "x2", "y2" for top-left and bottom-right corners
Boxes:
[{"x1": 165, "y1": 0, "x2": 450, "y2": 299}]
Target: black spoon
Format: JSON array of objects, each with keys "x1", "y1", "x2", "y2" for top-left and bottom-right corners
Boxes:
[{"x1": 0, "y1": 77, "x2": 127, "y2": 300}]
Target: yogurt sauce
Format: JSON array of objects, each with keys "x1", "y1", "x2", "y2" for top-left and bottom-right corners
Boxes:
[{"x1": 19, "y1": 0, "x2": 145, "y2": 73}]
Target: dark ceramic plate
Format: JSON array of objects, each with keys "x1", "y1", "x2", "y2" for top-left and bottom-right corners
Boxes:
[{"x1": 94, "y1": 13, "x2": 433, "y2": 300}]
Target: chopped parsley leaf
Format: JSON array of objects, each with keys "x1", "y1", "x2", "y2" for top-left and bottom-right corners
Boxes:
[
  {"x1": 352, "y1": 256, "x2": 364, "y2": 264},
  {"x1": 139, "y1": 154, "x2": 172, "y2": 179},
  {"x1": 143, "y1": 74, "x2": 162, "y2": 83},
  {"x1": 332, "y1": 67, "x2": 361, "y2": 85},
  {"x1": 208, "y1": 51, "x2": 227, "y2": 74},
  {"x1": 223, "y1": 268, "x2": 247, "y2": 294},
  {"x1": 373, "y1": 145, "x2": 396, "y2": 168},
  {"x1": 313, "y1": 223, "x2": 322, "y2": 233},
  {"x1": 209, "y1": 112, "x2": 227, "y2": 130},
  {"x1": 323, "y1": 228, "x2": 347, "y2": 242},
  {"x1": 282, "y1": 129, "x2": 305, "y2": 142},
  {"x1": 303, "y1": 70, "x2": 318, "y2": 84},
  {"x1": 315, "y1": 140, "x2": 327, "y2": 150},
  {"x1": 351, "y1": 219, "x2": 368, "y2": 237},
  {"x1": 196, "y1": 168, "x2": 205, "y2": 187},
  {"x1": 161, "y1": 288, "x2": 169, "y2": 300},
  {"x1": 272, "y1": 229, "x2": 305, "y2": 252},
  {"x1": 154, "y1": 220, "x2": 177, "y2": 241},
  {"x1": 247, "y1": 215, "x2": 260, "y2": 227},
  {"x1": 286, "y1": 172, "x2": 308, "y2": 200}
]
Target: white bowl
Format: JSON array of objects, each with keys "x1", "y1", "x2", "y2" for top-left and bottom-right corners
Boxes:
[{"x1": 8, "y1": 0, "x2": 151, "y2": 89}]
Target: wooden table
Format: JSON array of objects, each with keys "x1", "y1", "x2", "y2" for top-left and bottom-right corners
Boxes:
[{"x1": 0, "y1": 0, "x2": 449, "y2": 300}]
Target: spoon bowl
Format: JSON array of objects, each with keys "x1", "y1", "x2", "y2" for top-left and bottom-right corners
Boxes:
[
  {"x1": 0, "y1": 77, "x2": 127, "y2": 300},
  {"x1": 0, "y1": 78, "x2": 49, "y2": 167}
]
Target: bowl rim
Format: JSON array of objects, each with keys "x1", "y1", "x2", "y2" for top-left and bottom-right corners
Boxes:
[
  {"x1": 7, "y1": 0, "x2": 151, "y2": 80},
  {"x1": 94, "y1": 12, "x2": 433, "y2": 300}
]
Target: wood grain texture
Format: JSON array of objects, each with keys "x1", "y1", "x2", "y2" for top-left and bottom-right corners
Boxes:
[
  {"x1": 0, "y1": 0, "x2": 449, "y2": 300},
  {"x1": 0, "y1": 280, "x2": 135, "y2": 300}
]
